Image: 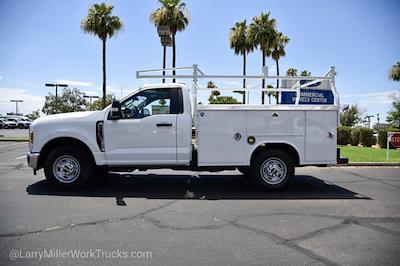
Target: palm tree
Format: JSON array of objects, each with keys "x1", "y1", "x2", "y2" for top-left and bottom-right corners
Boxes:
[
  {"x1": 286, "y1": 68, "x2": 298, "y2": 76},
  {"x1": 150, "y1": 0, "x2": 190, "y2": 83},
  {"x1": 229, "y1": 20, "x2": 254, "y2": 104},
  {"x1": 271, "y1": 31, "x2": 289, "y2": 102},
  {"x1": 247, "y1": 12, "x2": 276, "y2": 104},
  {"x1": 301, "y1": 70, "x2": 311, "y2": 76},
  {"x1": 389, "y1": 61, "x2": 400, "y2": 81},
  {"x1": 81, "y1": 3, "x2": 123, "y2": 108}
]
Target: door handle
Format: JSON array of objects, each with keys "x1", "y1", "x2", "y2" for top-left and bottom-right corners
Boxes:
[{"x1": 156, "y1": 123, "x2": 172, "y2": 127}]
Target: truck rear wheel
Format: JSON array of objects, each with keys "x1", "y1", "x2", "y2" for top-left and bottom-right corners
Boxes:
[
  {"x1": 44, "y1": 146, "x2": 93, "y2": 189},
  {"x1": 250, "y1": 149, "x2": 294, "y2": 190}
]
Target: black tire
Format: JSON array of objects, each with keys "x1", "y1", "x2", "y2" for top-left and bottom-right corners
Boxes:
[
  {"x1": 250, "y1": 149, "x2": 294, "y2": 190},
  {"x1": 237, "y1": 166, "x2": 250, "y2": 176},
  {"x1": 18, "y1": 124, "x2": 24, "y2": 129},
  {"x1": 4, "y1": 125, "x2": 9, "y2": 129},
  {"x1": 0, "y1": 124, "x2": 2, "y2": 129},
  {"x1": 44, "y1": 146, "x2": 93, "y2": 189},
  {"x1": 94, "y1": 167, "x2": 109, "y2": 179}
]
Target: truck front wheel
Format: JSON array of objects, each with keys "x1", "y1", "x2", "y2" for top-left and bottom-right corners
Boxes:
[
  {"x1": 44, "y1": 146, "x2": 93, "y2": 189},
  {"x1": 250, "y1": 149, "x2": 294, "y2": 190}
]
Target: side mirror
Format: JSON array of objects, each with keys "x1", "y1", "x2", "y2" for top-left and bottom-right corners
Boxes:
[
  {"x1": 111, "y1": 99, "x2": 121, "y2": 120},
  {"x1": 142, "y1": 108, "x2": 150, "y2": 117}
]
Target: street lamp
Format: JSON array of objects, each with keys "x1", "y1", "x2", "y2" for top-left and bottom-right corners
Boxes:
[
  {"x1": 364, "y1": 115, "x2": 374, "y2": 129},
  {"x1": 45, "y1": 83, "x2": 68, "y2": 113},
  {"x1": 376, "y1": 113, "x2": 380, "y2": 129},
  {"x1": 83, "y1": 94, "x2": 99, "y2": 105},
  {"x1": 10, "y1": 100, "x2": 23, "y2": 115}
]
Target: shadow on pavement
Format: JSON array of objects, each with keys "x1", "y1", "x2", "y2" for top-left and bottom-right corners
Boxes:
[{"x1": 26, "y1": 173, "x2": 370, "y2": 200}]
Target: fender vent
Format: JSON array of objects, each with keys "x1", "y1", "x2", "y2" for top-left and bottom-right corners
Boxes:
[{"x1": 96, "y1": 121, "x2": 105, "y2": 152}]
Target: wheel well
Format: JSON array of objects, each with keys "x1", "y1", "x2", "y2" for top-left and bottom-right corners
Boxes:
[
  {"x1": 37, "y1": 137, "x2": 95, "y2": 169},
  {"x1": 251, "y1": 143, "x2": 300, "y2": 165}
]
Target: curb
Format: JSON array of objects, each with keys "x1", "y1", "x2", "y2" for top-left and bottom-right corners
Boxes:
[{"x1": 336, "y1": 163, "x2": 400, "y2": 167}]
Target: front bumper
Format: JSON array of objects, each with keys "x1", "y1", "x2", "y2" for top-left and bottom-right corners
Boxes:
[{"x1": 27, "y1": 152, "x2": 40, "y2": 169}]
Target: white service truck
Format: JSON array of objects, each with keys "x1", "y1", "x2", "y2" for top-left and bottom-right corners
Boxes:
[{"x1": 27, "y1": 65, "x2": 339, "y2": 190}]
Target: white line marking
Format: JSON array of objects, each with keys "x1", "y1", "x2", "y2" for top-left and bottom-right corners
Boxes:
[{"x1": 15, "y1": 155, "x2": 27, "y2": 160}]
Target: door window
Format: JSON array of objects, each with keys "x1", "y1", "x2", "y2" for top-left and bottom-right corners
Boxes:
[{"x1": 120, "y1": 89, "x2": 175, "y2": 119}]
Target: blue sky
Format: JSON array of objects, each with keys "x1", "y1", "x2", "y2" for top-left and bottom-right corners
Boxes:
[{"x1": 0, "y1": 0, "x2": 399, "y2": 123}]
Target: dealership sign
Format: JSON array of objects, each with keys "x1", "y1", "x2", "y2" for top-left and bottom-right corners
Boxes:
[
  {"x1": 386, "y1": 132, "x2": 400, "y2": 160},
  {"x1": 389, "y1": 132, "x2": 400, "y2": 148},
  {"x1": 281, "y1": 89, "x2": 334, "y2": 105}
]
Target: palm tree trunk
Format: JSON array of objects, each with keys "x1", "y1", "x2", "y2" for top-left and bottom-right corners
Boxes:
[
  {"x1": 242, "y1": 52, "x2": 246, "y2": 104},
  {"x1": 261, "y1": 50, "x2": 265, "y2": 105},
  {"x1": 162, "y1": 46, "x2": 166, "y2": 83},
  {"x1": 102, "y1": 39, "x2": 106, "y2": 109},
  {"x1": 276, "y1": 59, "x2": 279, "y2": 104},
  {"x1": 172, "y1": 33, "x2": 176, "y2": 83}
]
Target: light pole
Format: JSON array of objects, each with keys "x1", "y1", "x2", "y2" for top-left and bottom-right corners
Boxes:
[
  {"x1": 45, "y1": 83, "x2": 68, "y2": 113},
  {"x1": 364, "y1": 115, "x2": 374, "y2": 129},
  {"x1": 10, "y1": 100, "x2": 23, "y2": 115},
  {"x1": 376, "y1": 113, "x2": 380, "y2": 129},
  {"x1": 83, "y1": 94, "x2": 99, "y2": 105},
  {"x1": 157, "y1": 25, "x2": 172, "y2": 84}
]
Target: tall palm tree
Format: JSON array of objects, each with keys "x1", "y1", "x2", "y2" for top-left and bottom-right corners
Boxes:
[
  {"x1": 286, "y1": 68, "x2": 298, "y2": 76},
  {"x1": 247, "y1": 12, "x2": 276, "y2": 104},
  {"x1": 271, "y1": 32, "x2": 289, "y2": 87},
  {"x1": 81, "y1": 3, "x2": 123, "y2": 108},
  {"x1": 389, "y1": 61, "x2": 400, "y2": 81},
  {"x1": 271, "y1": 31, "x2": 289, "y2": 103},
  {"x1": 229, "y1": 20, "x2": 254, "y2": 104},
  {"x1": 150, "y1": 0, "x2": 190, "y2": 83}
]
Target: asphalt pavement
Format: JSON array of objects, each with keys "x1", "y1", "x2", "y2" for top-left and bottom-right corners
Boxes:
[{"x1": 0, "y1": 142, "x2": 399, "y2": 265}]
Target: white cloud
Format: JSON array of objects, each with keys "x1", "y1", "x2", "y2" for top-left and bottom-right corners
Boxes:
[
  {"x1": 0, "y1": 75, "x2": 3, "y2": 81},
  {"x1": 55, "y1": 80, "x2": 94, "y2": 87},
  {"x1": 0, "y1": 88, "x2": 44, "y2": 115},
  {"x1": 341, "y1": 90, "x2": 397, "y2": 107}
]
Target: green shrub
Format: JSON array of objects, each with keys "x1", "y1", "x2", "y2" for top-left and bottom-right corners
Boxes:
[
  {"x1": 359, "y1": 128, "x2": 374, "y2": 147},
  {"x1": 337, "y1": 126, "x2": 351, "y2": 145},
  {"x1": 350, "y1": 128, "x2": 361, "y2": 146},
  {"x1": 378, "y1": 128, "x2": 399, "y2": 149}
]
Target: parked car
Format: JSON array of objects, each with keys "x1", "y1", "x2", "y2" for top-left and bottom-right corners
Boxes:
[
  {"x1": 0, "y1": 118, "x2": 17, "y2": 129},
  {"x1": 8, "y1": 117, "x2": 32, "y2": 129}
]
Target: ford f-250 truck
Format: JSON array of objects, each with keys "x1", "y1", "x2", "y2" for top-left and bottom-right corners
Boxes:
[{"x1": 27, "y1": 65, "x2": 339, "y2": 190}]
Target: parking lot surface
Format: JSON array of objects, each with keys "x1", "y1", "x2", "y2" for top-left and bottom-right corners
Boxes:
[
  {"x1": 0, "y1": 129, "x2": 29, "y2": 138},
  {"x1": 0, "y1": 142, "x2": 399, "y2": 265}
]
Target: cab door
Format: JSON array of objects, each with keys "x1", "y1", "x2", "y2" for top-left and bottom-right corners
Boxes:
[{"x1": 104, "y1": 88, "x2": 182, "y2": 165}]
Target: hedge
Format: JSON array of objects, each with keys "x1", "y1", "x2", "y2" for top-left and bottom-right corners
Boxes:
[
  {"x1": 359, "y1": 128, "x2": 374, "y2": 147},
  {"x1": 337, "y1": 126, "x2": 351, "y2": 145},
  {"x1": 350, "y1": 128, "x2": 361, "y2": 146}
]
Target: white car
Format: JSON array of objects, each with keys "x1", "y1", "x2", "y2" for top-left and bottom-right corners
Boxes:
[
  {"x1": 0, "y1": 118, "x2": 17, "y2": 129},
  {"x1": 27, "y1": 66, "x2": 339, "y2": 190}
]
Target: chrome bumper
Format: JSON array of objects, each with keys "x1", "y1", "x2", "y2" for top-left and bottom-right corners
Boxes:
[{"x1": 27, "y1": 152, "x2": 40, "y2": 169}]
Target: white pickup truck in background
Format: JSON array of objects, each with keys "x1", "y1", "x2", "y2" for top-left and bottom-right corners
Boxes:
[{"x1": 27, "y1": 65, "x2": 339, "y2": 190}]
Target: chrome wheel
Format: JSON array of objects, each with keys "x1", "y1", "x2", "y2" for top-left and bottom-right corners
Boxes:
[
  {"x1": 52, "y1": 155, "x2": 81, "y2": 183},
  {"x1": 260, "y1": 157, "x2": 287, "y2": 185}
]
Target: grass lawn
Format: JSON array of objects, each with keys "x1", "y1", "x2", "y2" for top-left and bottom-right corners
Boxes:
[{"x1": 338, "y1": 145, "x2": 400, "y2": 163}]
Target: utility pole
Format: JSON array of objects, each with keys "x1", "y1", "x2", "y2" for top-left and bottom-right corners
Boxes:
[
  {"x1": 10, "y1": 100, "x2": 23, "y2": 115},
  {"x1": 45, "y1": 83, "x2": 68, "y2": 113}
]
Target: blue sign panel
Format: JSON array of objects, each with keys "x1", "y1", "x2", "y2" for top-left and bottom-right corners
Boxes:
[{"x1": 281, "y1": 89, "x2": 334, "y2": 105}]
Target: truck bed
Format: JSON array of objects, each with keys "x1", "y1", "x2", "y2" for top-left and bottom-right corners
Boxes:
[{"x1": 196, "y1": 105, "x2": 338, "y2": 166}]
